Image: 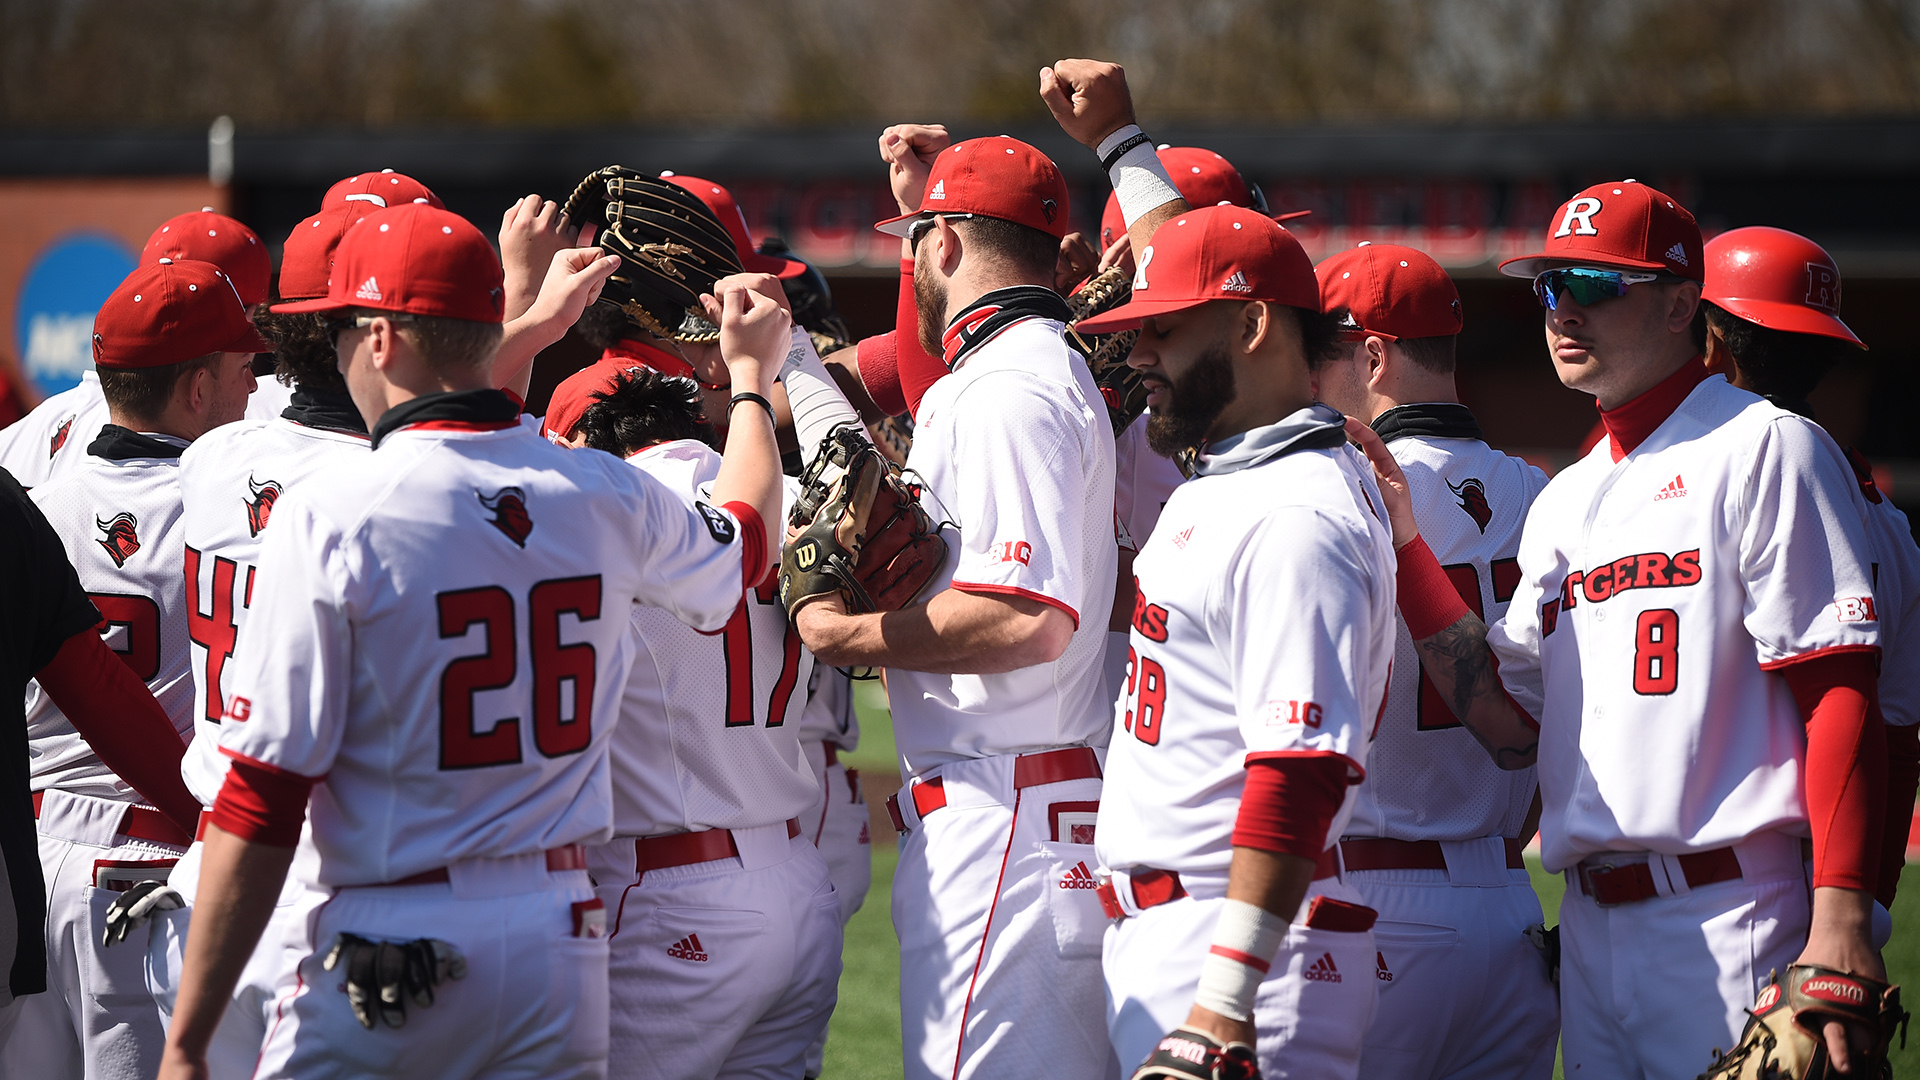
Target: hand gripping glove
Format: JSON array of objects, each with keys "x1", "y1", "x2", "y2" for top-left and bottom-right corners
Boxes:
[
  {"x1": 1129, "y1": 1027, "x2": 1260, "y2": 1080},
  {"x1": 323, "y1": 932, "x2": 468, "y2": 1030},
  {"x1": 780, "y1": 425, "x2": 945, "y2": 618},
  {"x1": 1067, "y1": 266, "x2": 1146, "y2": 437},
  {"x1": 560, "y1": 166, "x2": 743, "y2": 341},
  {"x1": 1698, "y1": 965, "x2": 1908, "y2": 1080},
  {"x1": 101, "y1": 879, "x2": 184, "y2": 947}
]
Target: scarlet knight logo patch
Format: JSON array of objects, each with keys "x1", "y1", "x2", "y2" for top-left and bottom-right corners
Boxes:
[
  {"x1": 49, "y1": 414, "x2": 75, "y2": 458},
  {"x1": 244, "y1": 475, "x2": 283, "y2": 537},
  {"x1": 1448, "y1": 477, "x2": 1492, "y2": 533},
  {"x1": 95, "y1": 512, "x2": 140, "y2": 567},
  {"x1": 477, "y1": 487, "x2": 533, "y2": 547}
]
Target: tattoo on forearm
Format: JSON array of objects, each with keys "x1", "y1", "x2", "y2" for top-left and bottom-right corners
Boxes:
[{"x1": 1417, "y1": 613, "x2": 1537, "y2": 767}]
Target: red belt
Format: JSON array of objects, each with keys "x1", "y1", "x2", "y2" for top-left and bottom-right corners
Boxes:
[
  {"x1": 885, "y1": 747, "x2": 1102, "y2": 833},
  {"x1": 1574, "y1": 846, "x2": 1742, "y2": 906},
  {"x1": 1095, "y1": 849, "x2": 1341, "y2": 921},
  {"x1": 634, "y1": 819, "x2": 802, "y2": 875},
  {"x1": 1340, "y1": 837, "x2": 1525, "y2": 873},
  {"x1": 382, "y1": 845, "x2": 589, "y2": 887},
  {"x1": 32, "y1": 791, "x2": 193, "y2": 847}
]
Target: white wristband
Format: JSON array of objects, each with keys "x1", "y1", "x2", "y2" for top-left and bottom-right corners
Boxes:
[
  {"x1": 1098, "y1": 125, "x2": 1183, "y2": 229},
  {"x1": 1191, "y1": 899, "x2": 1288, "y2": 1022}
]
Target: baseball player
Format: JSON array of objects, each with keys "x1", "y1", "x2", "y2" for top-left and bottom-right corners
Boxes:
[
  {"x1": 1699, "y1": 226, "x2": 1920, "y2": 920},
  {"x1": 0, "y1": 210, "x2": 271, "y2": 488},
  {"x1": 1312, "y1": 243, "x2": 1557, "y2": 1079},
  {"x1": 788, "y1": 133, "x2": 1119, "y2": 1080},
  {"x1": 563, "y1": 367, "x2": 844, "y2": 1080},
  {"x1": 3, "y1": 256, "x2": 266, "y2": 1080},
  {"x1": 1351, "y1": 180, "x2": 1889, "y2": 1077},
  {"x1": 1069, "y1": 205, "x2": 1396, "y2": 1080},
  {"x1": 155, "y1": 203, "x2": 786, "y2": 1080}
]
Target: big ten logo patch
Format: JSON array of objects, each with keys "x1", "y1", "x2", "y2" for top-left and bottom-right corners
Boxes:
[
  {"x1": 1265, "y1": 700, "x2": 1323, "y2": 728},
  {"x1": 1130, "y1": 580, "x2": 1170, "y2": 642},
  {"x1": 1834, "y1": 596, "x2": 1878, "y2": 623},
  {"x1": 989, "y1": 540, "x2": 1031, "y2": 566},
  {"x1": 225, "y1": 695, "x2": 251, "y2": 721}
]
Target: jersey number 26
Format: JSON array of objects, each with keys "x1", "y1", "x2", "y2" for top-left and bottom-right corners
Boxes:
[{"x1": 437, "y1": 576, "x2": 602, "y2": 770}]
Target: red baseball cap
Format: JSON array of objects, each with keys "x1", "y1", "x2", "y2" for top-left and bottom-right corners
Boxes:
[
  {"x1": 1703, "y1": 226, "x2": 1864, "y2": 347},
  {"x1": 661, "y1": 173, "x2": 805, "y2": 279},
  {"x1": 93, "y1": 258, "x2": 272, "y2": 369},
  {"x1": 875, "y1": 136, "x2": 1071, "y2": 240},
  {"x1": 278, "y1": 204, "x2": 381, "y2": 301},
  {"x1": 323, "y1": 170, "x2": 443, "y2": 212},
  {"x1": 1074, "y1": 206, "x2": 1320, "y2": 334},
  {"x1": 1316, "y1": 243, "x2": 1462, "y2": 341},
  {"x1": 1500, "y1": 179, "x2": 1702, "y2": 281},
  {"x1": 1098, "y1": 147, "x2": 1308, "y2": 247},
  {"x1": 141, "y1": 210, "x2": 272, "y2": 307},
  {"x1": 272, "y1": 204, "x2": 505, "y2": 323}
]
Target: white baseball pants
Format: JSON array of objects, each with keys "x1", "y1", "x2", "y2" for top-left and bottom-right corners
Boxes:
[
  {"x1": 1348, "y1": 841, "x2": 1559, "y2": 1079},
  {"x1": 890, "y1": 753, "x2": 1115, "y2": 1080},
  {"x1": 0, "y1": 789, "x2": 184, "y2": 1080},
  {"x1": 1102, "y1": 876, "x2": 1379, "y2": 1080},
  {"x1": 803, "y1": 741, "x2": 873, "y2": 925},
  {"x1": 588, "y1": 828, "x2": 842, "y2": 1080},
  {"x1": 251, "y1": 855, "x2": 608, "y2": 1079},
  {"x1": 1557, "y1": 833, "x2": 1810, "y2": 1080}
]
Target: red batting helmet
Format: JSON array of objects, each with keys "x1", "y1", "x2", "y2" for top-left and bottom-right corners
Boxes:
[{"x1": 1702, "y1": 226, "x2": 1863, "y2": 348}]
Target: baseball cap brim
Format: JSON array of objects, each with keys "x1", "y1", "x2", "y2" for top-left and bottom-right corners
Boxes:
[
  {"x1": 873, "y1": 209, "x2": 920, "y2": 238},
  {"x1": 1274, "y1": 209, "x2": 1312, "y2": 223},
  {"x1": 743, "y1": 250, "x2": 809, "y2": 279},
  {"x1": 227, "y1": 324, "x2": 276, "y2": 354},
  {"x1": 1074, "y1": 296, "x2": 1214, "y2": 335},
  {"x1": 269, "y1": 295, "x2": 351, "y2": 314},
  {"x1": 1498, "y1": 252, "x2": 1671, "y2": 279},
  {"x1": 1712, "y1": 296, "x2": 1866, "y2": 348}
]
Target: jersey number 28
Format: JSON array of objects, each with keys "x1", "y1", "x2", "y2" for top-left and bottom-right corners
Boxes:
[{"x1": 436, "y1": 576, "x2": 602, "y2": 770}]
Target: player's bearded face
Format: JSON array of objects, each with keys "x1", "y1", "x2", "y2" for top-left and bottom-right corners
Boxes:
[
  {"x1": 913, "y1": 256, "x2": 949, "y2": 360},
  {"x1": 1145, "y1": 342, "x2": 1236, "y2": 458}
]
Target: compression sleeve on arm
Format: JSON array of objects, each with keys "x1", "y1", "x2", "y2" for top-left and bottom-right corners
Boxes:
[
  {"x1": 856, "y1": 332, "x2": 908, "y2": 417},
  {"x1": 778, "y1": 326, "x2": 867, "y2": 459},
  {"x1": 210, "y1": 754, "x2": 315, "y2": 848},
  {"x1": 1396, "y1": 536, "x2": 1473, "y2": 638},
  {"x1": 1782, "y1": 651, "x2": 1886, "y2": 893},
  {"x1": 37, "y1": 628, "x2": 201, "y2": 834},
  {"x1": 1232, "y1": 754, "x2": 1348, "y2": 859}
]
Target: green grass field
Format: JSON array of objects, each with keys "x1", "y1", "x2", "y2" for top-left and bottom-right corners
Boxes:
[{"x1": 826, "y1": 681, "x2": 1920, "y2": 1079}]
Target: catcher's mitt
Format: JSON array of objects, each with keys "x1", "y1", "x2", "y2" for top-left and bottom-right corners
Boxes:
[
  {"x1": 1698, "y1": 965, "x2": 1908, "y2": 1080},
  {"x1": 779, "y1": 425, "x2": 945, "y2": 618},
  {"x1": 1067, "y1": 266, "x2": 1146, "y2": 437},
  {"x1": 561, "y1": 166, "x2": 742, "y2": 340}
]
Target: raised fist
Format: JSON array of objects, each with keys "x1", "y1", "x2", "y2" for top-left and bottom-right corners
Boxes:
[
  {"x1": 1039, "y1": 60, "x2": 1137, "y2": 150},
  {"x1": 878, "y1": 124, "x2": 951, "y2": 214}
]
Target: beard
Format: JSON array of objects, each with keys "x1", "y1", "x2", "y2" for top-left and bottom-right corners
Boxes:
[
  {"x1": 915, "y1": 260, "x2": 949, "y2": 360},
  {"x1": 1145, "y1": 343, "x2": 1237, "y2": 458}
]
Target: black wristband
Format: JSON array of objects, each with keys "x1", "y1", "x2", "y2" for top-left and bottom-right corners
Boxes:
[
  {"x1": 1099, "y1": 131, "x2": 1153, "y2": 172},
  {"x1": 730, "y1": 392, "x2": 775, "y2": 422}
]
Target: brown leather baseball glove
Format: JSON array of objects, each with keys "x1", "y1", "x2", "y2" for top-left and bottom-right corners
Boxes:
[
  {"x1": 779, "y1": 425, "x2": 945, "y2": 618},
  {"x1": 1067, "y1": 266, "x2": 1145, "y2": 437},
  {"x1": 1698, "y1": 965, "x2": 1907, "y2": 1080}
]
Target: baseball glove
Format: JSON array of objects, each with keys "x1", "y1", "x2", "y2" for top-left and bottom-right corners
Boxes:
[
  {"x1": 1130, "y1": 1027, "x2": 1260, "y2": 1080},
  {"x1": 1698, "y1": 965, "x2": 1908, "y2": 1080},
  {"x1": 561, "y1": 166, "x2": 743, "y2": 341},
  {"x1": 1067, "y1": 266, "x2": 1146, "y2": 437},
  {"x1": 779, "y1": 425, "x2": 945, "y2": 618}
]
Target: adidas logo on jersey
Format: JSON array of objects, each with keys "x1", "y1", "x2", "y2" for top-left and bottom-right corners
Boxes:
[
  {"x1": 1172, "y1": 525, "x2": 1194, "y2": 550},
  {"x1": 929, "y1": 179, "x2": 947, "y2": 201},
  {"x1": 1375, "y1": 952, "x2": 1394, "y2": 982},
  {"x1": 1305, "y1": 952, "x2": 1342, "y2": 983},
  {"x1": 1664, "y1": 242, "x2": 1689, "y2": 267},
  {"x1": 1654, "y1": 474, "x2": 1687, "y2": 501},
  {"x1": 1059, "y1": 862, "x2": 1100, "y2": 889},
  {"x1": 355, "y1": 276, "x2": 383, "y2": 301},
  {"x1": 667, "y1": 934, "x2": 709, "y2": 962},
  {"x1": 1221, "y1": 270, "x2": 1253, "y2": 293}
]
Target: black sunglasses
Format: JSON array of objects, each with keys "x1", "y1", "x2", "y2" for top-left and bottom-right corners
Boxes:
[
  {"x1": 326, "y1": 312, "x2": 419, "y2": 347},
  {"x1": 906, "y1": 213, "x2": 977, "y2": 249}
]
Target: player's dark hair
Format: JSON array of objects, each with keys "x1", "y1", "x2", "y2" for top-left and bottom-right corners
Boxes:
[
  {"x1": 1394, "y1": 335, "x2": 1457, "y2": 375},
  {"x1": 394, "y1": 314, "x2": 503, "y2": 372},
  {"x1": 573, "y1": 301, "x2": 647, "y2": 352},
  {"x1": 1689, "y1": 299, "x2": 1708, "y2": 353},
  {"x1": 1293, "y1": 305, "x2": 1345, "y2": 372},
  {"x1": 97, "y1": 353, "x2": 223, "y2": 424},
  {"x1": 953, "y1": 216, "x2": 1059, "y2": 280},
  {"x1": 252, "y1": 310, "x2": 347, "y2": 394},
  {"x1": 1704, "y1": 301, "x2": 1856, "y2": 405},
  {"x1": 575, "y1": 368, "x2": 716, "y2": 456}
]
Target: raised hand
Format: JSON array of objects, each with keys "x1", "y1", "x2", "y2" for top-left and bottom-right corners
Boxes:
[
  {"x1": 878, "y1": 124, "x2": 951, "y2": 214},
  {"x1": 499, "y1": 195, "x2": 579, "y2": 321},
  {"x1": 1039, "y1": 59, "x2": 1138, "y2": 150}
]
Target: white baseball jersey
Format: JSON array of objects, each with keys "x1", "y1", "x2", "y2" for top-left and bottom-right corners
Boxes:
[
  {"x1": 1098, "y1": 407, "x2": 1398, "y2": 879},
  {"x1": 0, "y1": 372, "x2": 110, "y2": 489},
  {"x1": 796, "y1": 663, "x2": 859, "y2": 749},
  {"x1": 1855, "y1": 478, "x2": 1920, "y2": 728},
  {"x1": 24, "y1": 429, "x2": 195, "y2": 798},
  {"x1": 890, "y1": 317, "x2": 1118, "y2": 776},
  {"x1": 1347, "y1": 406, "x2": 1549, "y2": 843},
  {"x1": 178, "y1": 412, "x2": 370, "y2": 806},
  {"x1": 244, "y1": 376, "x2": 294, "y2": 423},
  {"x1": 219, "y1": 395, "x2": 757, "y2": 886},
  {"x1": 609, "y1": 438, "x2": 819, "y2": 835},
  {"x1": 1114, "y1": 413, "x2": 1187, "y2": 547},
  {"x1": 1488, "y1": 376, "x2": 1880, "y2": 873}
]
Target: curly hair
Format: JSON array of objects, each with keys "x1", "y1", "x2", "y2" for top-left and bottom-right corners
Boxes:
[
  {"x1": 575, "y1": 368, "x2": 717, "y2": 456},
  {"x1": 252, "y1": 309, "x2": 346, "y2": 394}
]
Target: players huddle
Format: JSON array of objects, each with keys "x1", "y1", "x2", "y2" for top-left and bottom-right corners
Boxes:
[{"x1": 0, "y1": 54, "x2": 1910, "y2": 1080}]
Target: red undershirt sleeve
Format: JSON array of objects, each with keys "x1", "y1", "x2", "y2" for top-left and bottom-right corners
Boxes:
[
  {"x1": 1232, "y1": 754, "x2": 1349, "y2": 860},
  {"x1": 36, "y1": 628, "x2": 201, "y2": 835},
  {"x1": 1879, "y1": 721, "x2": 1919, "y2": 908},
  {"x1": 1781, "y1": 651, "x2": 1886, "y2": 893},
  {"x1": 855, "y1": 332, "x2": 908, "y2": 418},
  {"x1": 721, "y1": 501, "x2": 769, "y2": 590},
  {"x1": 210, "y1": 754, "x2": 315, "y2": 848}
]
